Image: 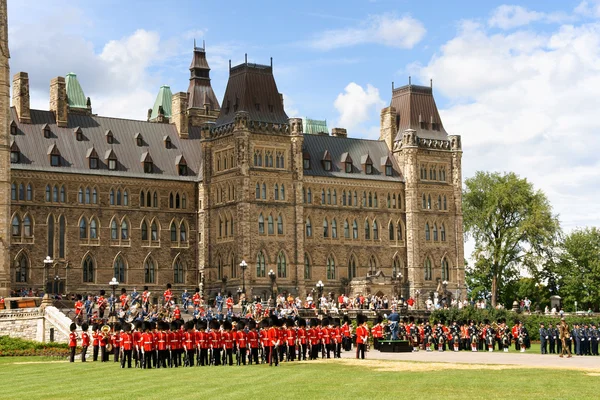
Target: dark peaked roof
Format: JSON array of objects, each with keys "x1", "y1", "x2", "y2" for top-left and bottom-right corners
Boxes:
[
  {"x1": 9, "y1": 108, "x2": 202, "y2": 181},
  {"x1": 188, "y1": 44, "x2": 220, "y2": 111},
  {"x1": 391, "y1": 84, "x2": 448, "y2": 141},
  {"x1": 215, "y1": 62, "x2": 288, "y2": 127},
  {"x1": 303, "y1": 134, "x2": 402, "y2": 182}
]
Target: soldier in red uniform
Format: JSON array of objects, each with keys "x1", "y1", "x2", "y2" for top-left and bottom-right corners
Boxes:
[
  {"x1": 259, "y1": 319, "x2": 269, "y2": 364},
  {"x1": 192, "y1": 287, "x2": 201, "y2": 308},
  {"x1": 321, "y1": 318, "x2": 332, "y2": 359},
  {"x1": 169, "y1": 321, "x2": 182, "y2": 367},
  {"x1": 120, "y1": 323, "x2": 133, "y2": 368},
  {"x1": 196, "y1": 320, "x2": 209, "y2": 366},
  {"x1": 173, "y1": 305, "x2": 181, "y2": 321},
  {"x1": 132, "y1": 321, "x2": 142, "y2": 368},
  {"x1": 209, "y1": 320, "x2": 222, "y2": 366},
  {"x1": 333, "y1": 318, "x2": 343, "y2": 358},
  {"x1": 80, "y1": 322, "x2": 90, "y2": 362},
  {"x1": 247, "y1": 320, "x2": 260, "y2": 365},
  {"x1": 372, "y1": 315, "x2": 383, "y2": 351},
  {"x1": 141, "y1": 322, "x2": 154, "y2": 369},
  {"x1": 120, "y1": 288, "x2": 129, "y2": 310},
  {"x1": 222, "y1": 321, "x2": 234, "y2": 366},
  {"x1": 236, "y1": 320, "x2": 248, "y2": 365},
  {"x1": 277, "y1": 319, "x2": 287, "y2": 363},
  {"x1": 342, "y1": 315, "x2": 352, "y2": 352},
  {"x1": 308, "y1": 318, "x2": 320, "y2": 360},
  {"x1": 97, "y1": 290, "x2": 107, "y2": 319},
  {"x1": 142, "y1": 286, "x2": 151, "y2": 312},
  {"x1": 355, "y1": 314, "x2": 369, "y2": 359},
  {"x1": 99, "y1": 325, "x2": 109, "y2": 362},
  {"x1": 91, "y1": 323, "x2": 100, "y2": 361},
  {"x1": 156, "y1": 321, "x2": 169, "y2": 368},
  {"x1": 267, "y1": 318, "x2": 280, "y2": 366},
  {"x1": 226, "y1": 296, "x2": 234, "y2": 312},
  {"x1": 68, "y1": 322, "x2": 78, "y2": 363},
  {"x1": 74, "y1": 295, "x2": 84, "y2": 324},
  {"x1": 183, "y1": 321, "x2": 195, "y2": 366},
  {"x1": 163, "y1": 283, "x2": 173, "y2": 308},
  {"x1": 297, "y1": 318, "x2": 307, "y2": 360},
  {"x1": 286, "y1": 318, "x2": 296, "y2": 362},
  {"x1": 112, "y1": 323, "x2": 121, "y2": 363}
]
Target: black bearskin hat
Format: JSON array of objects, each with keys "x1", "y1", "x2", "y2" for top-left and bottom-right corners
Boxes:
[
  {"x1": 321, "y1": 318, "x2": 329, "y2": 327},
  {"x1": 376, "y1": 315, "x2": 383, "y2": 324},
  {"x1": 114, "y1": 322, "x2": 122, "y2": 332},
  {"x1": 409, "y1": 316, "x2": 415, "y2": 323},
  {"x1": 124, "y1": 323, "x2": 132, "y2": 332},
  {"x1": 99, "y1": 290, "x2": 105, "y2": 296},
  {"x1": 260, "y1": 319, "x2": 270, "y2": 329},
  {"x1": 237, "y1": 320, "x2": 246, "y2": 330},
  {"x1": 81, "y1": 322, "x2": 89, "y2": 331},
  {"x1": 333, "y1": 318, "x2": 341, "y2": 327},
  {"x1": 170, "y1": 322, "x2": 178, "y2": 331},
  {"x1": 198, "y1": 320, "x2": 208, "y2": 330},
  {"x1": 343, "y1": 315, "x2": 350, "y2": 324},
  {"x1": 210, "y1": 320, "x2": 221, "y2": 330},
  {"x1": 248, "y1": 320, "x2": 257, "y2": 330},
  {"x1": 186, "y1": 321, "x2": 195, "y2": 331},
  {"x1": 166, "y1": 283, "x2": 172, "y2": 289},
  {"x1": 223, "y1": 321, "x2": 233, "y2": 331},
  {"x1": 310, "y1": 318, "x2": 319, "y2": 328},
  {"x1": 121, "y1": 288, "x2": 126, "y2": 294},
  {"x1": 134, "y1": 321, "x2": 142, "y2": 330},
  {"x1": 142, "y1": 321, "x2": 151, "y2": 332},
  {"x1": 195, "y1": 287, "x2": 200, "y2": 293},
  {"x1": 298, "y1": 318, "x2": 307, "y2": 328},
  {"x1": 356, "y1": 314, "x2": 366, "y2": 325},
  {"x1": 70, "y1": 322, "x2": 77, "y2": 332},
  {"x1": 76, "y1": 294, "x2": 82, "y2": 300}
]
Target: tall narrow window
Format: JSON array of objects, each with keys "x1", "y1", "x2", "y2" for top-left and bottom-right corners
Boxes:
[
  {"x1": 277, "y1": 214, "x2": 283, "y2": 235},
  {"x1": 331, "y1": 219, "x2": 338, "y2": 239},
  {"x1": 307, "y1": 188, "x2": 312, "y2": 203},
  {"x1": 114, "y1": 255, "x2": 126, "y2": 283},
  {"x1": 369, "y1": 255, "x2": 377, "y2": 275},
  {"x1": 397, "y1": 221, "x2": 403, "y2": 241},
  {"x1": 11, "y1": 183, "x2": 17, "y2": 201},
  {"x1": 174, "y1": 259, "x2": 185, "y2": 284},
  {"x1": 151, "y1": 221, "x2": 158, "y2": 241},
  {"x1": 15, "y1": 253, "x2": 28, "y2": 283},
  {"x1": 373, "y1": 221, "x2": 378, "y2": 240},
  {"x1": 261, "y1": 184, "x2": 266, "y2": 200},
  {"x1": 364, "y1": 219, "x2": 370, "y2": 240},
  {"x1": 26, "y1": 184, "x2": 32, "y2": 201},
  {"x1": 305, "y1": 218, "x2": 312, "y2": 237},
  {"x1": 258, "y1": 214, "x2": 265, "y2": 235},
  {"x1": 424, "y1": 258, "x2": 432, "y2": 281},
  {"x1": 121, "y1": 220, "x2": 129, "y2": 240},
  {"x1": 277, "y1": 252, "x2": 286, "y2": 278},
  {"x1": 90, "y1": 218, "x2": 98, "y2": 239},
  {"x1": 83, "y1": 255, "x2": 94, "y2": 283},
  {"x1": 280, "y1": 184, "x2": 285, "y2": 200},
  {"x1": 58, "y1": 215, "x2": 66, "y2": 258},
  {"x1": 327, "y1": 256, "x2": 336, "y2": 280},
  {"x1": 344, "y1": 220, "x2": 350, "y2": 238},
  {"x1": 141, "y1": 220, "x2": 148, "y2": 241},
  {"x1": 442, "y1": 257, "x2": 449, "y2": 281},
  {"x1": 180, "y1": 222, "x2": 187, "y2": 243},
  {"x1": 352, "y1": 220, "x2": 358, "y2": 239},
  {"x1": 389, "y1": 221, "x2": 394, "y2": 241},
  {"x1": 323, "y1": 218, "x2": 329, "y2": 238},
  {"x1": 23, "y1": 215, "x2": 32, "y2": 238},
  {"x1": 304, "y1": 254, "x2": 311, "y2": 279},
  {"x1": 392, "y1": 257, "x2": 400, "y2": 278},
  {"x1": 425, "y1": 223, "x2": 430, "y2": 241},
  {"x1": 111, "y1": 219, "x2": 118, "y2": 240},
  {"x1": 274, "y1": 184, "x2": 279, "y2": 200},
  {"x1": 348, "y1": 256, "x2": 357, "y2": 280},
  {"x1": 440, "y1": 224, "x2": 446, "y2": 241},
  {"x1": 433, "y1": 224, "x2": 438, "y2": 241},
  {"x1": 255, "y1": 183, "x2": 260, "y2": 199},
  {"x1": 144, "y1": 257, "x2": 156, "y2": 283},
  {"x1": 11, "y1": 215, "x2": 20, "y2": 237},
  {"x1": 256, "y1": 251, "x2": 266, "y2": 277},
  {"x1": 170, "y1": 222, "x2": 177, "y2": 242},
  {"x1": 79, "y1": 218, "x2": 88, "y2": 239},
  {"x1": 267, "y1": 215, "x2": 274, "y2": 235}
]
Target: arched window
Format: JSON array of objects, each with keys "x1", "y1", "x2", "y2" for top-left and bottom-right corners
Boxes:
[
  {"x1": 110, "y1": 189, "x2": 115, "y2": 205},
  {"x1": 11, "y1": 215, "x2": 20, "y2": 237},
  {"x1": 111, "y1": 219, "x2": 118, "y2": 240},
  {"x1": 427, "y1": 195, "x2": 431, "y2": 209},
  {"x1": 151, "y1": 221, "x2": 158, "y2": 241},
  {"x1": 344, "y1": 220, "x2": 350, "y2": 238},
  {"x1": 58, "y1": 216, "x2": 66, "y2": 259},
  {"x1": 53, "y1": 185, "x2": 58, "y2": 202},
  {"x1": 11, "y1": 183, "x2": 16, "y2": 201},
  {"x1": 182, "y1": 194, "x2": 187, "y2": 209},
  {"x1": 123, "y1": 190, "x2": 129, "y2": 206},
  {"x1": 374, "y1": 193, "x2": 378, "y2": 208},
  {"x1": 121, "y1": 219, "x2": 129, "y2": 240},
  {"x1": 307, "y1": 188, "x2": 312, "y2": 203},
  {"x1": 277, "y1": 252, "x2": 287, "y2": 278},
  {"x1": 255, "y1": 183, "x2": 260, "y2": 199},
  {"x1": 368, "y1": 192, "x2": 372, "y2": 207},
  {"x1": 331, "y1": 219, "x2": 338, "y2": 239},
  {"x1": 258, "y1": 214, "x2": 265, "y2": 235},
  {"x1": 280, "y1": 184, "x2": 285, "y2": 200},
  {"x1": 425, "y1": 223, "x2": 430, "y2": 241},
  {"x1": 141, "y1": 220, "x2": 148, "y2": 241},
  {"x1": 79, "y1": 218, "x2": 88, "y2": 239},
  {"x1": 144, "y1": 257, "x2": 156, "y2": 284},
  {"x1": 442, "y1": 257, "x2": 449, "y2": 281},
  {"x1": 90, "y1": 218, "x2": 98, "y2": 239},
  {"x1": 348, "y1": 256, "x2": 357, "y2": 280},
  {"x1": 397, "y1": 220, "x2": 403, "y2": 241},
  {"x1": 424, "y1": 258, "x2": 432, "y2": 281},
  {"x1": 327, "y1": 256, "x2": 336, "y2": 280},
  {"x1": 438, "y1": 195, "x2": 442, "y2": 210},
  {"x1": 267, "y1": 215, "x2": 274, "y2": 235},
  {"x1": 362, "y1": 191, "x2": 366, "y2": 207},
  {"x1": 174, "y1": 258, "x2": 185, "y2": 284},
  {"x1": 47, "y1": 215, "x2": 55, "y2": 258},
  {"x1": 323, "y1": 218, "x2": 329, "y2": 238},
  {"x1": 422, "y1": 193, "x2": 426, "y2": 209},
  {"x1": 140, "y1": 191, "x2": 145, "y2": 207},
  {"x1": 219, "y1": 217, "x2": 223, "y2": 237},
  {"x1": 433, "y1": 224, "x2": 438, "y2": 241},
  {"x1": 342, "y1": 190, "x2": 347, "y2": 206},
  {"x1": 333, "y1": 189, "x2": 337, "y2": 205},
  {"x1": 392, "y1": 256, "x2": 401, "y2": 278},
  {"x1": 277, "y1": 214, "x2": 283, "y2": 235},
  {"x1": 46, "y1": 185, "x2": 51, "y2": 202},
  {"x1": 77, "y1": 187, "x2": 83, "y2": 203},
  {"x1": 113, "y1": 254, "x2": 125, "y2": 283},
  {"x1": 369, "y1": 255, "x2": 377, "y2": 275},
  {"x1": 153, "y1": 192, "x2": 158, "y2": 207},
  {"x1": 23, "y1": 215, "x2": 32, "y2": 238},
  {"x1": 26, "y1": 184, "x2": 32, "y2": 201},
  {"x1": 180, "y1": 221, "x2": 187, "y2": 243},
  {"x1": 261, "y1": 183, "x2": 266, "y2": 199},
  {"x1": 147, "y1": 191, "x2": 152, "y2": 207},
  {"x1": 82, "y1": 255, "x2": 94, "y2": 283},
  {"x1": 85, "y1": 187, "x2": 90, "y2": 204},
  {"x1": 389, "y1": 221, "x2": 394, "y2": 241},
  {"x1": 60, "y1": 186, "x2": 65, "y2": 203},
  {"x1": 274, "y1": 184, "x2": 279, "y2": 200},
  {"x1": 304, "y1": 253, "x2": 311, "y2": 279},
  {"x1": 170, "y1": 193, "x2": 174, "y2": 208},
  {"x1": 18, "y1": 183, "x2": 25, "y2": 200},
  {"x1": 170, "y1": 222, "x2": 177, "y2": 242},
  {"x1": 441, "y1": 224, "x2": 446, "y2": 241},
  {"x1": 364, "y1": 219, "x2": 370, "y2": 240},
  {"x1": 352, "y1": 220, "x2": 358, "y2": 239},
  {"x1": 256, "y1": 251, "x2": 266, "y2": 277},
  {"x1": 354, "y1": 191, "x2": 358, "y2": 206},
  {"x1": 321, "y1": 189, "x2": 325, "y2": 204},
  {"x1": 15, "y1": 253, "x2": 28, "y2": 283},
  {"x1": 443, "y1": 195, "x2": 447, "y2": 210},
  {"x1": 230, "y1": 254, "x2": 237, "y2": 278},
  {"x1": 327, "y1": 189, "x2": 331, "y2": 205},
  {"x1": 373, "y1": 220, "x2": 379, "y2": 240}
]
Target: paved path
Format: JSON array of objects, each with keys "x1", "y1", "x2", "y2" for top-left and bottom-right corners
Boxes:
[{"x1": 340, "y1": 349, "x2": 600, "y2": 370}]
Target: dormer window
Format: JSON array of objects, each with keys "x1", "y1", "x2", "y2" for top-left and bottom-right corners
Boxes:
[
  {"x1": 10, "y1": 121, "x2": 17, "y2": 135},
  {"x1": 48, "y1": 143, "x2": 61, "y2": 167},
  {"x1": 322, "y1": 150, "x2": 332, "y2": 172},
  {"x1": 135, "y1": 133, "x2": 143, "y2": 146},
  {"x1": 176, "y1": 155, "x2": 187, "y2": 176},
  {"x1": 10, "y1": 141, "x2": 20, "y2": 163},
  {"x1": 385, "y1": 165, "x2": 393, "y2": 176},
  {"x1": 361, "y1": 154, "x2": 373, "y2": 174},
  {"x1": 164, "y1": 136, "x2": 172, "y2": 149},
  {"x1": 141, "y1": 152, "x2": 153, "y2": 173},
  {"x1": 345, "y1": 161, "x2": 352, "y2": 173},
  {"x1": 303, "y1": 151, "x2": 311, "y2": 169},
  {"x1": 90, "y1": 156, "x2": 99, "y2": 169},
  {"x1": 42, "y1": 124, "x2": 51, "y2": 139},
  {"x1": 106, "y1": 130, "x2": 114, "y2": 144},
  {"x1": 381, "y1": 156, "x2": 393, "y2": 177},
  {"x1": 104, "y1": 149, "x2": 117, "y2": 171},
  {"x1": 420, "y1": 121, "x2": 426, "y2": 130},
  {"x1": 431, "y1": 122, "x2": 437, "y2": 131},
  {"x1": 341, "y1": 152, "x2": 353, "y2": 173},
  {"x1": 365, "y1": 163, "x2": 373, "y2": 174},
  {"x1": 74, "y1": 127, "x2": 83, "y2": 141}
]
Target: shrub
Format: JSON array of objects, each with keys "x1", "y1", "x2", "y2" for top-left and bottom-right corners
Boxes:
[{"x1": 0, "y1": 336, "x2": 70, "y2": 357}]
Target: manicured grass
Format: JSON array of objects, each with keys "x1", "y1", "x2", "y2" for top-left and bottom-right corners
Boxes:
[{"x1": 0, "y1": 355, "x2": 596, "y2": 400}]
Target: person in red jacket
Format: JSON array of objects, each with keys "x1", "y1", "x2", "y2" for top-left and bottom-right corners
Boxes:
[
  {"x1": 333, "y1": 318, "x2": 343, "y2": 358},
  {"x1": 209, "y1": 320, "x2": 222, "y2": 366},
  {"x1": 141, "y1": 322, "x2": 154, "y2": 369},
  {"x1": 372, "y1": 315, "x2": 383, "y2": 351},
  {"x1": 196, "y1": 320, "x2": 209, "y2": 366},
  {"x1": 156, "y1": 321, "x2": 169, "y2": 368},
  {"x1": 91, "y1": 323, "x2": 100, "y2": 361},
  {"x1": 222, "y1": 321, "x2": 234, "y2": 366},
  {"x1": 309, "y1": 318, "x2": 320, "y2": 360},
  {"x1": 277, "y1": 321, "x2": 287, "y2": 363},
  {"x1": 120, "y1": 323, "x2": 133, "y2": 368},
  {"x1": 68, "y1": 322, "x2": 78, "y2": 363},
  {"x1": 163, "y1": 283, "x2": 173, "y2": 308},
  {"x1": 133, "y1": 321, "x2": 143, "y2": 368},
  {"x1": 183, "y1": 321, "x2": 195, "y2": 366},
  {"x1": 169, "y1": 321, "x2": 182, "y2": 367},
  {"x1": 286, "y1": 319, "x2": 296, "y2": 362},
  {"x1": 355, "y1": 314, "x2": 369, "y2": 359},
  {"x1": 259, "y1": 319, "x2": 269, "y2": 364},
  {"x1": 297, "y1": 318, "x2": 308, "y2": 360},
  {"x1": 247, "y1": 320, "x2": 260, "y2": 365},
  {"x1": 342, "y1": 315, "x2": 352, "y2": 351},
  {"x1": 236, "y1": 320, "x2": 248, "y2": 365},
  {"x1": 81, "y1": 322, "x2": 90, "y2": 362},
  {"x1": 74, "y1": 295, "x2": 84, "y2": 324},
  {"x1": 321, "y1": 319, "x2": 331, "y2": 359},
  {"x1": 267, "y1": 318, "x2": 280, "y2": 366}
]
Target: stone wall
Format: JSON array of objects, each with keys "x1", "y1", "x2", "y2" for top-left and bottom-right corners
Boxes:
[{"x1": 0, "y1": 306, "x2": 74, "y2": 343}]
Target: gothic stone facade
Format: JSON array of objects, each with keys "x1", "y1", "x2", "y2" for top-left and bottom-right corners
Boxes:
[{"x1": 3, "y1": 35, "x2": 465, "y2": 305}]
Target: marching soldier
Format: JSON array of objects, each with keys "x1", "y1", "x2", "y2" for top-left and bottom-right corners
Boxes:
[
  {"x1": 247, "y1": 320, "x2": 260, "y2": 365},
  {"x1": 341, "y1": 315, "x2": 352, "y2": 351},
  {"x1": 559, "y1": 318, "x2": 572, "y2": 358},
  {"x1": 285, "y1": 318, "x2": 296, "y2": 362},
  {"x1": 97, "y1": 290, "x2": 107, "y2": 319},
  {"x1": 355, "y1": 314, "x2": 369, "y2": 359},
  {"x1": 120, "y1": 323, "x2": 133, "y2": 368},
  {"x1": 223, "y1": 320, "x2": 234, "y2": 366},
  {"x1": 91, "y1": 323, "x2": 100, "y2": 361},
  {"x1": 548, "y1": 323, "x2": 556, "y2": 354},
  {"x1": 68, "y1": 322, "x2": 78, "y2": 363},
  {"x1": 81, "y1": 322, "x2": 90, "y2": 362},
  {"x1": 539, "y1": 322, "x2": 548, "y2": 354},
  {"x1": 297, "y1": 318, "x2": 308, "y2": 361},
  {"x1": 183, "y1": 321, "x2": 196, "y2": 366},
  {"x1": 141, "y1": 322, "x2": 154, "y2": 369},
  {"x1": 142, "y1": 286, "x2": 151, "y2": 313},
  {"x1": 163, "y1": 284, "x2": 173, "y2": 308},
  {"x1": 591, "y1": 323, "x2": 599, "y2": 356}
]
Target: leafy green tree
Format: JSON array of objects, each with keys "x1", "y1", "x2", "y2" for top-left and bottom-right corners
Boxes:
[
  {"x1": 551, "y1": 227, "x2": 600, "y2": 311},
  {"x1": 463, "y1": 171, "x2": 560, "y2": 307}
]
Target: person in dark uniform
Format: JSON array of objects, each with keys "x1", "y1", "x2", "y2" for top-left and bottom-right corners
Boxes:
[
  {"x1": 582, "y1": 323, "x2": 591, "y2": 356},
  {"x1": 572, "y1": 323, "x2": 580, "y2": 355},
  {"x1": 591, "y1": 323, "x2": 599, "y2": 356},
  {"x1": 539, "y1": 322, "x2": 548, "y2": 354},
  {"x1": 548, "y1": 323, "x2": 556, "y2": 354}
]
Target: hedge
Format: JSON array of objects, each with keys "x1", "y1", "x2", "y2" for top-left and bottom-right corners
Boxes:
[{"x1": 0, "y1": 336, "x2": 71, "y2": 358}]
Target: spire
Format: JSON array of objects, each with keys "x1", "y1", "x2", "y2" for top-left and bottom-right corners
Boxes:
[
  {"x1": 150, "y1": 85, "x2": 172, "y2": 120},
  {"x1": 187, "y1": 44, "x2": 220, "y2": 111},
  {"x1": 65, "y1": 72, "x2": 87, "y2": 109}
]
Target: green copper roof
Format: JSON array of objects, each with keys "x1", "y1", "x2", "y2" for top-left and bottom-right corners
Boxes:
[
  {"x1": 150, "y1": 85, "x2": 172, "y2": 120},
  {"x1": 303, "y1": 117, "x2": 328, "y2": 134},
  {"x1": 65, "y1": 72, "x2": 87, "y2": 109}
]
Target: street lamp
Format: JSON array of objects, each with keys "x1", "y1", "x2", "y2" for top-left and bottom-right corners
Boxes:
[
  {"x1": 268, "y1": 269, "x2": 276, "y2": 302},
  {"x1": 316, "y1": 280, "x2": 324, "y2": 312},
  {"x1": 415, "y1": 289, "x2": 420, "y2": 310},
  {"x1": 53, "y1": 275, "x2": 60, "y2": 298},
  {"x1": 239, "y1": 260, "x2": 248, "y2": 293},
  {"x1": 109, "y1": 277, "x2": 119, "y2": 316},
  {"x1": 237, "y1": 287, "x2": 242, "y2": 303},
  {"x1": 44, "y1": 256, "x2": 53, "y2": 293}
]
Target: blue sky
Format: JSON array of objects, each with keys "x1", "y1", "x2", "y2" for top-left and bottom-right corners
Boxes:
[{"x1": 7, "y1": 0, "x2": 600, "y2": 239}]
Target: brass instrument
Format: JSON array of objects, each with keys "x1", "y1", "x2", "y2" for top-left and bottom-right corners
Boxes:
[
  {"x1": 491, "y1": 321, "x2": 499, "y2": 331},
  {"x1": 101, "y1": 325, "x2": 113, "y2": 352}
]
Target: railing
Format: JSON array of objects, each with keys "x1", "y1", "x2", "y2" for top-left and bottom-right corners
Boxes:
[
  {"x1": 0, "y1": 308, "x2": 43, "y2": 320},
  {"x1": 44, "y1": 306, "x2": 74, "y2": 338}
]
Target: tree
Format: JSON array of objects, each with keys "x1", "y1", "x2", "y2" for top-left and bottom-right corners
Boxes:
[
  {"x1": 551, "y1": 227, "x2": 600, "y2": 311},
  {"x1": 463, "y1": 171, "x2": 560, "y2": 307}
]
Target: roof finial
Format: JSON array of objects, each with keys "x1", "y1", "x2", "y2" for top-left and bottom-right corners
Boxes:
[
  {"x1": 270, "y1": 57, "x2": 273, "y2": 68},
  {"x1": 245, "y1": 53, "x2": 248, "y2": 64},
  {"x1": 430, "y1": 78, "x2": 433, "y2": 89},
  {"x1": 229, "y1": 59, "x2": 231, "y2": 72},
  {"x1": 194, "y1": 38, "x2": 196, "y2": 49},
  {"x1": 392, "y1": 81, "x2": 394, "y2": 90},
  {"x1": 409, "y1": 76, "x2": 412, "y2": 86},
  {"x1": 203, "y1": 39, "x2": 205, "y2": 50}
]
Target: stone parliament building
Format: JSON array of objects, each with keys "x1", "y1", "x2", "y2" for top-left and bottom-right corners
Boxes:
[{"x1": 0, "y1": 3, "x2": 465, "y2": 306}]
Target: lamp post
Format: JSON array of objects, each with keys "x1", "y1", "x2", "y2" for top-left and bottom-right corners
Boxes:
[
  {"x1": 316, "y1": 280, "x2": 324, "y2": 313},
  {"x1": 109, "y1": 277, "x2": 119, "y2": 316},
  {"x1": 237, "y1": 287, "x2": 242, "y2": 303},
  {"x1": 239, "y1": 260, "x2": 248, "y2": 293},
  {"x1": 43, "y1": 256, "x2": 53, "y2": 294},
  {"x1": 442, "y1": 280, "x2": 448, "y2": 307},
  {"x1": 268, "y1": 269, "x2": 276, "y2": 303},
  {"x1": 53, "y1": 275, "x2": 60, "y2": 298},
  {"x1": 415, "y1": 290, "x2": 420, "y2": 310}
]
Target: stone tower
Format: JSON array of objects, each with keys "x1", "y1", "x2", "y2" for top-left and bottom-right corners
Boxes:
[{"x1": 0, "y1": 0, "x2": 11, "y2": 297}]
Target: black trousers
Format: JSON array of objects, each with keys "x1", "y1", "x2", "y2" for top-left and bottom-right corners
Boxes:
[
  {"x1": 100, "y1": 346, "x2": 109, "y2": 362},
  {"x1": 250, "y1": 347, "x2": 259, "y2": 365},
  {"x1": 286, "y1": 344, "x2": 295, "y2": 361},
  {"x1": 335, "y1": 343, "x2": 342, "y2": 358},
  {"x1": 213, "y1": 348, "x2": 221, "y2": 366},
  {"x1": 356, "y1": 343, "x2": 366, "y2": 359},
  {"x1": 310, "y1": 344, "x2": 319, "y2": 360},
  {"x1": 157, "y1": 349, "x2": 168, "y2": 368},
  {"x1": 121, "y1": 349, "x2": 132, "y2": 368},
  {"x1": 238, "y1": 348, "x2": 247, "y2": 365},
  {"x1": 279, "y1": 345, "x2": 286, "y2": 362},
  {"x1": 266, "y1": 346, "x2": 278, "y2": 366},
  {"x1": 113, "y1": 346, "x2": 120, "y2": 362},
  {"x1": 549, "y1": 338, "x2": 556, "y2": 353},
  {"x1": 300, "y1": 344, "x2": 307, "y2": 360},
  {"x1": 199, "y1": 348, "x2": 209, "y2": 366},
  {"x1": 81, "y1": 346, "x2": 88, "y2": 362},
  {"x1": 225, "y1": 348, "x2": 233, "y2": 366},
  {"x1": 69, "y1": 346, "x2": 76, "y2": 362},
  {"x1": 93, "y1": 345, "x2": 99, "y2": 361}
]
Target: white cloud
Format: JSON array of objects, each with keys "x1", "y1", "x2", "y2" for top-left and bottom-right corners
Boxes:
[
  {"x1": 417, "y1": 19, "x2": 600, "y2": 232},
  {"x1": 575, "y1": 0, "x2": 600, "y2": 18},
  {"x1": 309, "y1": 13, "x2": 426, "y2": 50},
  {"x1": 489, "y1": 5, "x2": 573, "y2": 30},
  {"x1": 333, "y1": 82, "x2": 385, "y2": 133}
]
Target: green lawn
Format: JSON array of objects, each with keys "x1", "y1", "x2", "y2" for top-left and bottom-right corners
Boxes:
[{"x1": 0, "y1": 355, "x2": 596, "y2": 400}]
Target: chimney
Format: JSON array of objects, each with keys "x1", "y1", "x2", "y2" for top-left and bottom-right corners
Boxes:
[
  {"x1": 380, "y1": 106, "x2": 397, "y2": 151},
  {"x1": 171, "y1": 92, "x2": 189, "y2": 138},
  {"x1": 49, "y1": 76, "x2": 68, "y2": 127},
  {"x1": 13, "y1": 72, "x2": 31, "y2": 124},
  {"x1": 331, "y1": 128, "x2": 347, "y2": 138}
]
